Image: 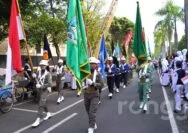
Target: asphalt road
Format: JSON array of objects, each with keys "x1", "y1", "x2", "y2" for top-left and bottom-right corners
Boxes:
[{"x1": 0, "y1": 70, "x2": 187, "y2": 133}]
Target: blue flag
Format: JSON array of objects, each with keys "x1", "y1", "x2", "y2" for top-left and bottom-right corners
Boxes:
[{"x1": 98, "y1": 35, "x2": 107, "y2": 79}]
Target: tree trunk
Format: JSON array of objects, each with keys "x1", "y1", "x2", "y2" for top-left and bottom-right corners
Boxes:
[
  {"x1": 184, "y1": 0, "x2": 188, "y2": 49},
  {"x1": 54, "y1": 43, "x2": 61, "y2": 59}
]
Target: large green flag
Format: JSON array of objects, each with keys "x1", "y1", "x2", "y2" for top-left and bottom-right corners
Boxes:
[
  {"x1": 66, "y1": 0, "x2": 90, "y2": 87},
  {"x1": 133, "y1": 2, "x2": 147, "y2": 65}
]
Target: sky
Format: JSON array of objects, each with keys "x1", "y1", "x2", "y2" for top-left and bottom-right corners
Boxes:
[{"x1": 104, "y1": 0, "x2": 184, "y2": 53}]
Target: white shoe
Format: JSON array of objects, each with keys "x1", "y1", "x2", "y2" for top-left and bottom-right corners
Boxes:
[
  {"x1": 123, "y1": 85, "x2": 126, "y2": 89},
  {"x1": 116, "y1": 89, "x2": 119, "y2": 93},
  {"x1": 108, "y1": 93, "x2": 113, "y2": 97},
  {"x1": 149, "y1": 89, "x2": 151, "y2": 93},
  {"x1": 57, "y1": 97, "x2": 61, "y2": 104},
  {"x1": 94, "y1": 123, "x2": 97, "y2": 130},
  {"x1": 77, "y1": 91, "x2": 82, "y2": 97},
  {"x1": 143, "y1": 104, "x2": 147, "y2": 111},
  {"x1": 60, "y1": 96, "x2": 64, "y2": 102},
  {"x1": 139, "y1": 102, "x2": 144, "y2": 109},
  {"x1": 147, "y1": 94, "x2": 150, "y2": 100},
  {"x1": 32, "y1": 118, "x2": 40, "y2": 127},
  {"x1": 44, "y1": 112, "x2": 52, "y2": 120},
  {"x1": 98, "y1": 101, "x2": 101, "y2": 104},
  {"x1": 88, "y1": 128, "x2": 94, "y2": 133}
]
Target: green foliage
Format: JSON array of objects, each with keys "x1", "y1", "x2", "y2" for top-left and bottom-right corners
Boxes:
[
  {"x1": 178, "y1": 35, "x2": 186, "y2": 50},
  {"x1": 154, "y1": 0, "x2": 183, "y2": 57},
  {"x1": 110, "y1": 17, "x2": 134, "y2": 44},
  {"x1": 109, "y1": 17, "x2": 134, "y2": 57},
  {"x1": 0, "y1": 0, "x2": 67, "y2": 57},
  {"x1": 82, "y1": 0, "x2": 105, "y2": 51}
]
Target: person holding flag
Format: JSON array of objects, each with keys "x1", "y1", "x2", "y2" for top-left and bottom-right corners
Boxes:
[
  {"x1": 133, "y1": 2, "x2": 149, "y2": 113},
  {"x1": 83, "y1": 57, "x2": 104, "y2": 133}
]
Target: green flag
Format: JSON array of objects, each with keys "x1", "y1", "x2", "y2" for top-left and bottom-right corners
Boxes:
[
  {"x1": 133, "y1": 2, "x2": 147, "y2": 65},
  {"x1": 66, "y1": 0, "x2": 90, "y2": 87}
]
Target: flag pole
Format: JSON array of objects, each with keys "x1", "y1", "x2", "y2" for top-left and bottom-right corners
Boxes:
[{"x1": 16, "y1": 0, "x2": 34, "y2": 72}]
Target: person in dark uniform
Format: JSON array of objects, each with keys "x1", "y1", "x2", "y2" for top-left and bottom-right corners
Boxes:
[
  {"x1": 173, "y1": 61, "x2": 185, "y2": 113},
  {"x1": 32, "y1": 60, "x2": 52, "y2": 127},
  {"x1": 105, "y1": 57, "x2": 116, "y2": 99},
  {"x1": 114, "y1": 58, "x2": 120, "y2": 93},
  {"x1": 84, "y1": 57, "x2": 104, "y2": 133},
  {"x1": 119, "y1": 56, "x2": 129, "y2": 89},
  {"x1": 24, "y1": 58, "x2": 32, "y2": 80}
]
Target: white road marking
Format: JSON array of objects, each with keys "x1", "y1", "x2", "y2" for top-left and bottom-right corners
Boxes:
[
  {"x1": 13, "y1": 92, "x2": 57, "y2": 107},
  {"x1": 13, "y1": 100, "x2": 32, "y2": 107},
  {"x1": 42, "y1": 113, "x2": 78, "y2": 133},
  {"x1": 13, "y1": 87, "x2": 107, "y2": 133},
  {"x1": 13, "y1": 108, "x2": 37, "y2": 113},
  {"x1": 159, "y1": 73, "x2": 179, "y2": 133},
  {"x1": 52, "y1": 99, "x2": 84, "y2": 115},
  {"x1": 13, "y1": 99, "x2": 83, "y2": 133}
]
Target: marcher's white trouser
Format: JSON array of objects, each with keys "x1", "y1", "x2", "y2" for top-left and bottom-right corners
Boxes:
[
  {"x1": 184, "y1": 83, "x2": 188, "y2": 99},
  {"x1": 161, "y1": 73, "x2": 170, "y2": 86},
  {"x1": 175, "y1": 85, "x2": 184, "y2": 111}
]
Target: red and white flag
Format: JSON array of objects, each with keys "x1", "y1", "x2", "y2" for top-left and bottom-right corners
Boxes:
[
  {"x1": 5, "y1": 0, "x2": 24, "y2": 85},
  {"x1": 124, "y1": 30, "x2": 133, "y2": 53}
]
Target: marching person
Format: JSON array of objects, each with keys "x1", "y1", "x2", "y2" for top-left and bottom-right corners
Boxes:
[
  {"x1": 147, "y1": 57, "x2": 154, "y2": 94},
  {"x1": 24, "y1": 58, "x2": 32, "y2": 80},
  {"x1": 119, "y1": 56, "x2": 129, "y2": 89},
  {"x1": 173, "y1": 61, "x2": 185, "y2": 113},
  {"x1": 32, "y1": 60, "x2": 52, "y2": 127},
  {"x1": 161, "y1": 58, "x2": 170, "y2": 86},
  {"x1": 137, "y1": 62, "x2": 150, "y2": 113},
  {"x1": 114, "y1": 58, "x2": 120, "y2": 93},
  {"x1": 183, "y1": 52, "x2": 188, "y2": 100},
  {"x1": 96, "y1": 59, "x2": 103, "y2": 104},
  {"x1": 105, "y1": 57, "x2": 116, "y2": 99},
  {"x1": 84, "y1": 57, "x2": 104, "y2": 133},
  {"x1": 55, "y1": 59, "x2": 65, "y2": 104}
]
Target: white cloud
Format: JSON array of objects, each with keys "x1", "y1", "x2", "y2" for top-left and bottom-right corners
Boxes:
[{"x1": 104, "y1": 0, "x2": 184, "y2": 53}]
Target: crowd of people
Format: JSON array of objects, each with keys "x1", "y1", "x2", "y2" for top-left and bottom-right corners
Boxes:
[
  {"x1": 20, "y1": 55, "x2": 135, "y2": 133},
  {"x1": 160, "y1": 49, "x2": 188, "y2": 113}
]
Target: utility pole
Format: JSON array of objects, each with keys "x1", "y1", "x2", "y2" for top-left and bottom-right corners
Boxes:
[{"x1": 93, "y1": 0, "x2": 119, "y2": 57}]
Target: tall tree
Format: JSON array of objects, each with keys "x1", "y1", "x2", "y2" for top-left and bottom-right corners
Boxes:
[
  {"x1": 109, "y1": 17, "x2": 134, "y2": 56},
  {"x1": 155, "y1": 0, "x2": 183, "y2": 55}
]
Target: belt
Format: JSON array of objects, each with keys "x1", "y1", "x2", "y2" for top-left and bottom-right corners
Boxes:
[
  {"x1": 85, "y1": 87, "x2": 97, "y2": 93},
  {"x1": 107, "y1": 74, "x2": 115, "y2": 77},
  {"x1": 139, "y1": 78, "x2": 149, "y2": 83}
]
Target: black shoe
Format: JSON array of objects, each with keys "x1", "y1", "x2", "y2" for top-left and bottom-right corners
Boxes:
[
  {"x1": 143, "y1": 110, "x2": 147, "y2": 114},
  {"x1": 174, "y1": 110, "x2": 180, "y2": 113}
]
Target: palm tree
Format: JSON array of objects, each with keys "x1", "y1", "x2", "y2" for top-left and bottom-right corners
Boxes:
[
  {"x1": 154, "y1": 22, "x2": 168, "y2": 57},
  {"x1": 155, "y1": 0, "x2": 183, "y2": 55}
]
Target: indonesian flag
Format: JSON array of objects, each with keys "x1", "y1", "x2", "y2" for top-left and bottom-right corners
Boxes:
[
  {"x1": 5, "y1": 0, "x2": 24, "y2": 85},
  {"x1": 124, "y1": 30, "x2": 133, "y2": 54}
]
